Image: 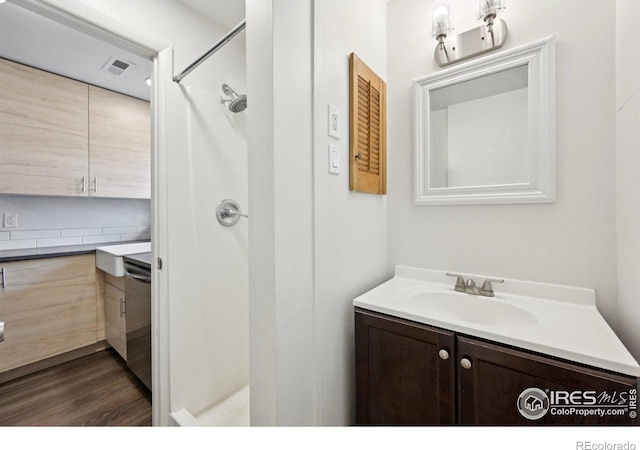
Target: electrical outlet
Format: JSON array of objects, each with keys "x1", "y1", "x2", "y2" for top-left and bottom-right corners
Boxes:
[
  {"x1": 328, "y1": 104, "x2": 340, "y2": 139},
  {"x1": 4, "y1": 213, "x2": 17, "y2": 228}
]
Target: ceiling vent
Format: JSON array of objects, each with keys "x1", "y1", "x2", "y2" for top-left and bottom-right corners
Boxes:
[{"x1": 102, "y1": 56, "x2": 134, "y2": 77}]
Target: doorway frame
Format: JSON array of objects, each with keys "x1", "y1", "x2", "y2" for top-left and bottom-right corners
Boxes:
[{"x1": 8, "y1": 0, "x2": 172, "y2": 426}]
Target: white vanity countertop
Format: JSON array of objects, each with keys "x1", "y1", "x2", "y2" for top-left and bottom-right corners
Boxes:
[{"x1": 353, "y1": 266, "x2": 640, "y2": 377}]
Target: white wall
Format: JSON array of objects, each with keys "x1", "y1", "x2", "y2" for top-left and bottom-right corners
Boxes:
[
  {"x1": 41, "y1": 0, "x2": 249, "y2": 424},
  {"x1": 246, "y1": 0, "x2": 388, "y2": 426},
  {"x1": 313, "y1": 0, "x2": 388, "y2": 426},
  {"x1": 247, "y1": 0, "x2": 316, "y2": 426},
  {"x1": 615, "y1": 0, "x2": 640, "y2": 360},
  {"x1": 387, "y1": 0, "x2": 620, "y2": 338}
]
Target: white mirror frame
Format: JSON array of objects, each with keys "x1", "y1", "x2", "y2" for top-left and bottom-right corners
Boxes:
[{"x1": 413, "y1": 36, "x2": 556, "y2": 206}]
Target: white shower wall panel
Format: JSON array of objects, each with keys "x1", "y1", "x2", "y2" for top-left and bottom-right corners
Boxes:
[{"x1": 165, "y1": 83, "x2": 249, "y2": 417}]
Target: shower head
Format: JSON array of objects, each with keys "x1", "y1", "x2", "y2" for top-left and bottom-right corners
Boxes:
[
  {"x1": 228, "y1": 95, "x2": 247, "y2": 113},
  {"x1": 220, "y1": 83, "x2": 247, "y2": 113}
]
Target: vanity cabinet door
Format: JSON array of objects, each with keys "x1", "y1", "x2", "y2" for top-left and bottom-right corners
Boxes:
[
  {"x1": 457, "y1": 336, "x2": 638, "y2": 425},
  {"x1": 355, "y1": 308, "x2": 455, "y2": 425}
]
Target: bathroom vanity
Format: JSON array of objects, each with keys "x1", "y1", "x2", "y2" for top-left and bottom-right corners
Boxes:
[{"x1": 354, "y1": 266, "x2": 640, "y2": 425}]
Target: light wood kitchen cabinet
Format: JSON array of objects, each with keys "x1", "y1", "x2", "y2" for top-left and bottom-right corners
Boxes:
[
  {"x1": 355, "y1": 308, "x2": 638, "y2": 425},
  {"x1": 0, "y1": 58, "x2": 150, "y2": 199},
  {"x1": 0, "y1": 255, "x2": 98, "y2": 373},
  {"x1": 89, "y1": 86, "x2": 151, "y2": 199},
  {"x1": 104, "y1": 280, "x2": 127, "y2": 361},
  {"x1": 0, "y1": 58, "x2": 89, "y2": 196}
]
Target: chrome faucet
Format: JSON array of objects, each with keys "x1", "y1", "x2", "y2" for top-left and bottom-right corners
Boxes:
[{"x1": 446, "y1": 273, "x2": 504, "y2": 297}]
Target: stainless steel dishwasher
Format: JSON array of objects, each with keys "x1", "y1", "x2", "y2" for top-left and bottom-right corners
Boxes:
[{"x1": 123, "y1": 253, "x2": 152, "y2": 391}]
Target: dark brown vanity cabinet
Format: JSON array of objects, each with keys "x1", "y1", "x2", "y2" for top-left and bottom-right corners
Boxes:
[
  {"x1": 355, "y1": 308, "x2": 456, "y2": 424},
  {"x1": 355, "y1": 308, "x2": 638, "y2": 426},
  {"x1": 456, "y1": 336, "x2": 637, "y2": 425}
]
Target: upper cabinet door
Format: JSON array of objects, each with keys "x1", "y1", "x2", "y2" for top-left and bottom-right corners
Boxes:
[
  {"x1": 0, "y1": 58, "x2": 89, "y2": 196},
  {"x1": 89, "y1": 85, "x2": 150, "y2": 199}
]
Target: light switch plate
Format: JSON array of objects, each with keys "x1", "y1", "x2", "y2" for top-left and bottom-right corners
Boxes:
[
  {"x1": 3, "y1": 213, "x2": 17, "y2": 228},
  {"x1": 328, "y1": 104, "x2": 340, "y2": 139},
  {"x1": 329, "y1": 144, "x2": 339, "y2": 174}
]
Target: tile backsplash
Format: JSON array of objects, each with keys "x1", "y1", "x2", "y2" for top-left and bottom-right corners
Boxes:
[
  {"x1": 0, "y1": 225, "x2": 151, "y2": 250},
  {"x1": 0, "y1": 196, "x2": 151, "y2": 251}
]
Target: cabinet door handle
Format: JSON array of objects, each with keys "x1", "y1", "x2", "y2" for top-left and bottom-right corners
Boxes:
[
  {"x1": 460, "y1": 357, "x2": 472, "y2": 369},
  {"x1": 81, "y1": 176, "x2": 86, "y2": 193},
  {"x1": 92, "y1": 177, "x2": 98, "y2": 193},
  {"x1": 119, "y1": 298, "x2": 125, "y2": 318},
  {"x1": 1, "y1": 267, "x2": 5, "y2": 288},
  {"x1": 0, "y1": 321, "x2": 4, "y2": 343},
  {"x1": 438, "y1": 349, "x2": 450, "y2": 360}
]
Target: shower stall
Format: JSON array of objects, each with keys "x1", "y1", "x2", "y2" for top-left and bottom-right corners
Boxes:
[{"x1": 162, "y1": 18, "x2": 250, "y2": 426}]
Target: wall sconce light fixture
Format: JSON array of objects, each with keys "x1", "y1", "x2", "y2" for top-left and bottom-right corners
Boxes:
[{"x1": 433, "y1": 0, "x2": 507, "y2": 67}]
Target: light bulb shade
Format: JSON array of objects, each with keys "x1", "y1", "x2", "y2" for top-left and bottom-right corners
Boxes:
[
  {"x1": 477, "y1": 0, "x2": 505, "y2": 21},
  {"x1": 431, "y1": 4, "x2": 452, "y2": 38}
]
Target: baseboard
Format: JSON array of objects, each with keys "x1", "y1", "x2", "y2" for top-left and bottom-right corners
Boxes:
[{"x1": 0, "y1": 341, "x2": 110, "y2": 385}]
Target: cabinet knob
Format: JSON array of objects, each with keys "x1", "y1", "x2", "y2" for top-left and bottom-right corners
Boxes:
[
  {"x1": 460, "y1": 357, "x2": 472, "y2": 369},
  {"x1": 438, "y1": 349, "x2": 450, "y2": 360}
]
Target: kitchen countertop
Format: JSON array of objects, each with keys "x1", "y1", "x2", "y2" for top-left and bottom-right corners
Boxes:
[
  {"x1": 0, "y1": 240, "x2": 150, "y2": 263},
  {"x1": 354, "y1": 265, "x2": 640, "y2": 377}
]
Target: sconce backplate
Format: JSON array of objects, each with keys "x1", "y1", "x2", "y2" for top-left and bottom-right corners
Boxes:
[{"x1": 435, "y1": 19, "x2": 507, "y2": 67}]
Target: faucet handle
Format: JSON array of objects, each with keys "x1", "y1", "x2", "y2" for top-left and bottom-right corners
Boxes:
[
  {"x1": 481, "y1": 278, "x2": 504, "y2": 297},
  {"x1": 446, "y1": 273, "x2": 466, "y2": 292}
]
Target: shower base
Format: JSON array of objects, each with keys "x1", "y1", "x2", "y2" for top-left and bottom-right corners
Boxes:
[{"x1": 170, "y1": 384, "x2": 249, "y2": 426}]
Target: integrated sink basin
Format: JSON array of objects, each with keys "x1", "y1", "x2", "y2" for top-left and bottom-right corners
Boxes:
[
  {"x1": 95, "y1": 242, "x2": 151, "y2": 277},
  {"x1": 411, "y1": 291, "x2": 538, "y2": 327}
]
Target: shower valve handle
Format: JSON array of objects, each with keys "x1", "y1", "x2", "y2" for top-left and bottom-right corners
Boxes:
[
  {"x1": 222, "y1": 208, "x2": 248, "y2": 219},
  {"x1": 216, "y1": 199, "x2": 248, "y2": 227}
]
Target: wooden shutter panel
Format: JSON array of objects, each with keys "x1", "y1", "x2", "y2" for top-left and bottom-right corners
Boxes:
[{"x1": 349, "y1": 53, "x2": 387, "y2": 195}]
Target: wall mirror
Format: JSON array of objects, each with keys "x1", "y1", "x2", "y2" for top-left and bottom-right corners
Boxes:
[{"x1": 413, "y1": 37, "x2": 556, "y2": 205}]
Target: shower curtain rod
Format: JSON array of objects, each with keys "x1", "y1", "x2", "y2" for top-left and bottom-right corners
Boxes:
[{"x1": 173, "y1": 18, "x2": 246, "y2": 83}]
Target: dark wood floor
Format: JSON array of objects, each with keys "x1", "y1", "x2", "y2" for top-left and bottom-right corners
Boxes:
[{"x1": 0, "y1": 348, "x2": 152, "y2": 426}]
